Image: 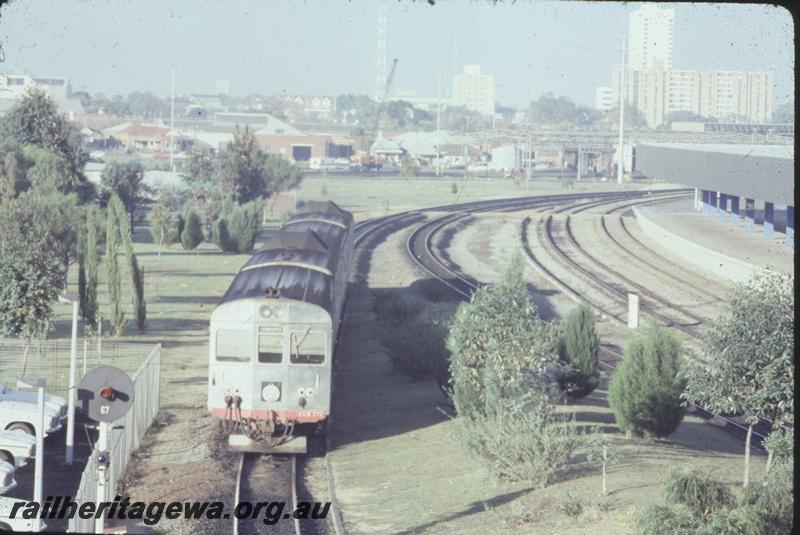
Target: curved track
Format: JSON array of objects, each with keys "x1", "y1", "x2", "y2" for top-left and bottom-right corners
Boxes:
[{"x1": 361, "y1": 190, "x2": 772, "y2": 449}]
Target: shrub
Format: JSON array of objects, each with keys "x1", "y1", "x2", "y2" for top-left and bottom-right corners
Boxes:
[
  {"x1": 557, "y1": 303, "x2": 600, "y2": 399},
  {"x1": 663, "y1": 467, "x2": 734, "y2": 518},
  {"x1": 180, "y1": 209, "x2": 203, "y2": 250},
  {"x1": 447, "y1": 257, "x2": 560, "y2": 419},
  {"x1": 740, "y1": 460, "x2": 793, "y2": 534},
  {"x1": 559, "y1": 493, "x2": 585, "y2": 518},
  {"x1": 83, "y1": 205, "x2": 99, "y2": 322},
  {"x1": 451, "y1": 182, "x2": 458, "y2": 194},
  {"x1": 380, "y1": 317, "x2": 449, "y2": 379},
  {"x1": 695, "y1": 507, "x2": 765, "y2": 535},
  {"x1": 608, "y1": 324, "x2": 687, "y2": 438},
  {"x1": 763, "y1": 427, "x2": 793, "y2": 468},
  {"x1": 635, "y1": 503, "x2": 698, "y2": 535},
  {"x1": 453, "y1": 403, "x2": 580, "y2": 484}
]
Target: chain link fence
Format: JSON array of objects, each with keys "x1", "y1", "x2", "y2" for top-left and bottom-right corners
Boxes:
[
  {"x1": 0, "y1": 338, "x2": 148, "y2": 400},
  {"x1": 68, "y1": 342, "x2": 160, "y2": 533}
]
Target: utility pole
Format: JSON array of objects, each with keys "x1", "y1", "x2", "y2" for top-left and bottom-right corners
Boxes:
[
  {"x1": 617, "y1": 34, "x2": 626, "y2": 185},
  {"x1": 526, "y1": 130, "x2": 531, "y2": 192},
  {"x1": 170, "y1": 64, "x2": 176, "y2": 172},
  {"x1": 436, "y1": 74, "x2": 442, "y2": 177}
]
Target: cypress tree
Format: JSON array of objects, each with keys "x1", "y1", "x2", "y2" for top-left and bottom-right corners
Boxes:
[
  {"x1": 105, "y1": 205, "x2": 125, "y2": 335},
  {"x1": 180, "y1": 209, "x2": 203, "y2": 250},
  {"x1": 83, "y1": 205, "x2": 99, "y2": 323},
  {"x1": 557, "y1": 303, "x2": 601, "y2": 399},
  {"x1": 608, "y1": 324, "x2": 686, "y2": 438},
  {"x1": 111, "y1": 194, "x2": 146, "y2": 331}
]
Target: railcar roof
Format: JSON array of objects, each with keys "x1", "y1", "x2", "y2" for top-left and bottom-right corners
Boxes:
[
  {"x1": 219, "y1": 264, "x2": 333, "y2": 311},
  {"x1": 289, "y1": 200, "x2": 354, "y2": 228}
]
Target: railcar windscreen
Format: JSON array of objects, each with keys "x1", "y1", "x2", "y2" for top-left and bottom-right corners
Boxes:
[
  {"x1": 290, "y1": 331, "x2": 326, "y2": 364},
  {"x1": 216, "y1": 329, "x2": 250, "y2": 362},
  {"x1": 258, "y1": 326, "x2": 283, "y2": 363}
]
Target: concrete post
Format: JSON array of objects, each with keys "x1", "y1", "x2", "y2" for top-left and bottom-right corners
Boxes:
[
  {"x1": 627, "y1": 293, "x2": 639, "y2": 328},
  {"x1": 694, "y1": 188, "x2": 700, "y2": 211},
  {"x1": 764, "y1": 201, "x2": 775, "y2": 240},
  {"x1": 745, "y1": 198, "x2": 755, "y2": 232},
  {"x1": 729, "y1": 195, "x2": 740, "y2": 228},
  {"x1": 718, "y1": 193, "x2": 728, "y2": 221},
  {"x1": 786, "y1": 206, "x2": 794, "y2": 248}
]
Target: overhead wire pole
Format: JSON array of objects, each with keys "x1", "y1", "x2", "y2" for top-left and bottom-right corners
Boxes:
[
  {"x1": 617, "y1": 34, "x2": 626, "y2": 185},
  {"x1": 436, "y1": 74, "x2": 442, "y2": 177},
  {"x1": 170, "y1": 64, "x2": 175, "y2": 172}
]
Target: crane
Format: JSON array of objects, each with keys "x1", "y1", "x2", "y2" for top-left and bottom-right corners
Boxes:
[{"x1": 362, "y1": 58, "x2": 398, "y2": 170}]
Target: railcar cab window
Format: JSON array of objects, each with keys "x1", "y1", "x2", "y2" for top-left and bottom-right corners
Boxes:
[
  {"x1": 290, "y1": 330, "x2": 325, "y2": 364},
  {"x1": 216, "y1": 330, "x2": 249, "y2": 362},
  {"x1": 258, "y1": 326, "x2": 283, "y2": 363}
]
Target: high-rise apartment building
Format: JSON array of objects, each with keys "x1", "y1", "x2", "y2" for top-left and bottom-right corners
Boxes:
[
  {"x1": 452, "y1": 65, "x2": 495, "y2": 116},
  {"x1": 628, "y1": 4, "x2": 674, "y2": 71},
  {"x1": 611, "y1": 67, "x2": 773, "y2": 127},
  {"x1": 600, "y1": 5, "x2": 772, "y2": 127}
]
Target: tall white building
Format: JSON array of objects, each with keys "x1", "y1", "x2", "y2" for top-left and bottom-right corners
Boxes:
[
  {"x1": 628, "y1": 4, "x2": 674, "y2": 71},
  {"x1": 452, "y1": 65, "x2": 495, "y2": 116},
  {"x1": 595, "y1": 86, "x2": 613, "y2": 111}
]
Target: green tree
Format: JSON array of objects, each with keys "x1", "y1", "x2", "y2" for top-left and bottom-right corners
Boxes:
[
  {"x1": 0, "y1": 139, "x2": 30, "y2": 199},
  {"x1": 263, "y1": 154, "x2": 303, "y2": 194},
  {"x1": 100, "y1": 161, "x2": 146, "y2": 230},
  {"x1": 447, "y1": 257, "x2": 560, "y2": 419},
  {"x1": 217, "y1": 125, "x2": 267, "y2": 203},
  {"x1": 0, "y1": 192, "x2": 70, "y2": 338},
  {"x1": 110, "y1": 195, "x2": 146, "y2": 331},
  {"x1": 105, "y1": 203, "x2": 126, "y2": 335},
  {"x1": 180, "y1": 208, "x2": 204, "y2": 250},
  {"x1": 1, "y1": 88, "x2": 93, "y2": 200},
  {"x1": 683, "y1": 271, "x2": 794, "y2": 487},
  {"x1": 608, "y1": 324, "x2": 686, "y2": 438},
  {"x1": 557, "y1": 303, "x2": 600, "y2": 399},
  {"x1": 150, "y1": 195, "x2": 177, "y2": 263},
  {"x1": 83, "y1": 205, "x2": 100, "y2": 323}
]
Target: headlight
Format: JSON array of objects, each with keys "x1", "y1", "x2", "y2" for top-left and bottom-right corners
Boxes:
[{"x1": 261, "y1": 383, "x2": 281, "y2": 402}]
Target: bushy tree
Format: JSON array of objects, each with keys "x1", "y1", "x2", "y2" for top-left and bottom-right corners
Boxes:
[
  {"x1": 447, "y1": 257, "x2": 560, "y2": 419},
  {"x1": 217, "y1": 126, "x2": 267, "y2": 203},
  {"x1": 0, "y1": 192, "x2": 71, "y2": 338},
  {"x1": 180, "y1": 208, "x2": 203, "y2": 250},
  {"x1": 608, "y1": 324, "x2": 686, "y2": 438},
  {"x1": 263, "y1": 154, "x2": 303, "y2": 194},
  {"x1": 1, "y1": 88, "x2": 93, "y2": 200},
  {"x1": 556, "y1": 303, "x2": 601, "y2": 399},
  {"x1": 100, "y1": 161, "x2": 146, "y2": 230},
  {"x1": 683, "y1": 271, "x2": 793, "y2": 487}
]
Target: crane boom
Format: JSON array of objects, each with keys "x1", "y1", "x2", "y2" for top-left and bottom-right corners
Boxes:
[{"x1": 371, "y1": 58, "x2": 399, "y2": 143}]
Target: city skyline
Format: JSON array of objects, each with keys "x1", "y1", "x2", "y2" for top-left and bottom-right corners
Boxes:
[{"x1": 0, "y1": 1, "x2": 792, "y2": 109}]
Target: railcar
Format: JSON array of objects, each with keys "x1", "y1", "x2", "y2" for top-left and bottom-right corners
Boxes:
[{"x1": 208, "y1": 201, "x2": 353, "y2": 448}]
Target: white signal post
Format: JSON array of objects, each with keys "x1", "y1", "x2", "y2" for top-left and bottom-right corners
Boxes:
[
  {"x1": 95, "y1": 420, "x2": 110, "y2": 534},
  {"x1": 58, "y1": 294, "x2": 79, "y2": 465},
  {"x1": 617, "y1": 34, "x2": 626, "y2": 185},
  {"x1": 17, "y1": 378, "x2": 46, "y2": 533}
]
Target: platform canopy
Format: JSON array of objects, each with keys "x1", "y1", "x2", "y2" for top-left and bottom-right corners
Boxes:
[{"x1": 636, "y1": 143, "x2": 794, "y2": 206}]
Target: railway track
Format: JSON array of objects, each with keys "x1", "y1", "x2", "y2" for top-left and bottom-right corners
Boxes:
[
  {"x1": 234, "y1": 453, "x2": 298, "y2": 535},
  {"x1": 383, "y1": 190, "x2": 774, "y2": 450}
]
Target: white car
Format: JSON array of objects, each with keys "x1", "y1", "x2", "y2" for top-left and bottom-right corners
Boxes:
[
  {"x1": 0, "y1": 384, "x2": 67, "y2": 436},
  {"x1": 0, "y1": 496, "x2": 46, "y2": 532},
  {"x1": 0, "y1": 460, "x2": 16, "y2": 494},
  {"x1": 0, "y1": 432, "x2": 35, "y2": 468}
]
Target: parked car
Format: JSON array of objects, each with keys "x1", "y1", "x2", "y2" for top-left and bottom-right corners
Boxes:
[
  {"x1": 0, "y1": 432, "x2": 35, "y2": 468},
  {"x1": 0, "y1": 384, "x2": 67, "y2": 436},
  {"x1": 0, "y1": 460, "x2": 16, "y2": 494},
  {"x1": 0, "y1": 496, "x2": 46, "y2": 531}
]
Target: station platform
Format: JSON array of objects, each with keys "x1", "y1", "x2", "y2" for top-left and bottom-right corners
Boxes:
[{"x1": 634, "y1": 197, "x2": 794, "y2": 282}]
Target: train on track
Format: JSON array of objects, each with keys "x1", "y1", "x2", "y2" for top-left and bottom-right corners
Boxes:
[{"x1": 208, "y1": 201, "x2": 354, "y2": 450}]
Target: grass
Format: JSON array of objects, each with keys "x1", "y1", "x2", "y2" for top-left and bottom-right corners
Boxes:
[{"x1": 294, "y1": 176, "x2": 639, "y2": 215}]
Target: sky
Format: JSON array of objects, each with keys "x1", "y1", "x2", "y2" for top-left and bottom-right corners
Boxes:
[{"x1": 0, "y1": 1, "x2": 793, "y2": 108}]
